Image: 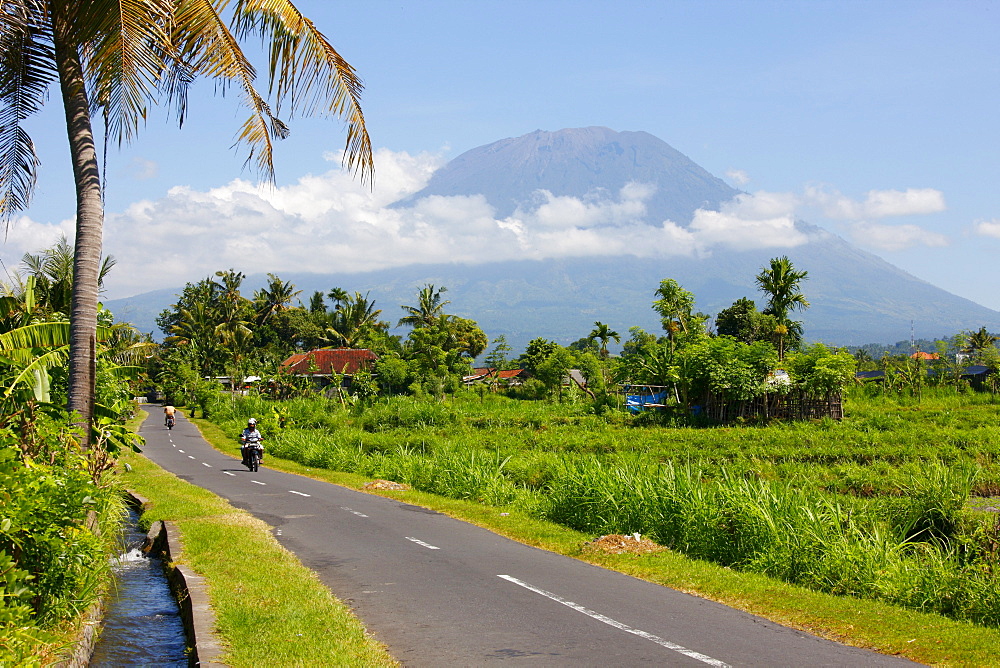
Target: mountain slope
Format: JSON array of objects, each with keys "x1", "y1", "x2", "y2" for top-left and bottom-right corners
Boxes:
[
  {"x1": 396, "y1": 126, "x2": 738, "y2": 223},
  {"x1": 109, "y1": 127, "x2": 1000, "y2": 351}
]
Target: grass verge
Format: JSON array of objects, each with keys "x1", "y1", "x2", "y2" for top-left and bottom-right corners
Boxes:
[
  {"x1": 185, "y1": 410, "x2": 1000, "y2": 667},
  {"x1": 118, "y1": 411, "x2": 396, "y2": 667}
]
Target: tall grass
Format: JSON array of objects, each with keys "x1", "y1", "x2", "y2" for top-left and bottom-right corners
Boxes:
[{"x1": 206, "y1": 391, "x2": 1000, "y2": 627}]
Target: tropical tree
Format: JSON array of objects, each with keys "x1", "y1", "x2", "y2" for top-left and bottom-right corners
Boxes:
[
  {"x1": 398, "y1": 284, "x2": 450, "y2": 328},
  {"x1": 652, "y1": 279, "x2": 695, "y2": 339},
  {"x1": 755, "y1": 256, "x2": 810, "y2": 359},
  {"x1": 19, "y1": 236, "x2": 116, "y2": 316},
  {"x1": 587, "y1": 321, "x2": 620, "y2": 358},
  {"x1": 254, "y1": 273, "x2": 301, "y2": 325},
  {"x1": 1, "y1": 0, "x2": 373, "y2": 442},
  {"x1": 963, "y1": 326, "x2": 997, "y2": 359},
  {"x1": 714, "y1": 297, "x2": 776, "y2": 345},
  {"x1": 324, "y1": 291, "x2": 385, "y2": 348}
]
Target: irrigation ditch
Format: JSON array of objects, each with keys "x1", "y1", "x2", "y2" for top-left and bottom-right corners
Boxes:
[{"x1": 60, "y1": 492, "x2": 225, "y2": 667}]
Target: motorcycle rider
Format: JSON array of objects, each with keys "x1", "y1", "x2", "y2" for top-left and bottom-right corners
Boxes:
[{"x1": 239, "y1": 418, "x2": 264, "y2": 467}]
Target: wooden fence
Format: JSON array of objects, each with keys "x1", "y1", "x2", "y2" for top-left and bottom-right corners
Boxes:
[{"x1": 701, "y1": 391, "x2": 843, "y2": 423}]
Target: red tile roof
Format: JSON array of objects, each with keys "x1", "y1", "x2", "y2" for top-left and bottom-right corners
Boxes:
[
  {"x1": 280, "y1": 349, "x2": 378, "y2": 375},
  {"x1": 910, "y1": 351, "x2": 940, "y2": 360}
]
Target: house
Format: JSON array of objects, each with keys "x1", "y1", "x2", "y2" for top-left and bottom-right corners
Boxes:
[
  {"x1": 910, "y1": 351, "x2": 940, "y2": 360},
  {"x1": 279, "y1": 349, "x2": 378, "y2": 388},
  {"x1": 464, "y1": 367, "x2": 527, "y2": 386}
]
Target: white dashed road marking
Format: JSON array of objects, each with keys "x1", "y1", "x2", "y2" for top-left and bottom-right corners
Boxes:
[
  {"x1": 497, "y1": 575, "x2": 729, "y2": 667},
  {"x1": 341, "y1": 507, "x2": 369, "y2": 517},
  {"x1": 188, "y1": 456, "x2": 195, "y2": 459},
  {"x1": 289, "y1": 490, "x2": 310, "y2": 497},
  {"x1": 406, "y1": 537, "x2": 440, "y2": 550},
  {"x1": 202, "y1": 462, "x2": 211, "y2": 468},
  {"x1": 252, "y1": 480, "x2": 266, "y2": 485},
  {"x1": 224, "y1": 472, "x2": 236, "y2": 477}
]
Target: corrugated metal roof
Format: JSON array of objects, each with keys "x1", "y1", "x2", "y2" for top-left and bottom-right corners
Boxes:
[{"x1": 280, "y1": 349, "x2": 378, "y2": 375}]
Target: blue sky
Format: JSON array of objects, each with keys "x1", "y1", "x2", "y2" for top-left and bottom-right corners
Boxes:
[{"x1": 6, "y1": 0, "x2": 1000, "y2": 312}]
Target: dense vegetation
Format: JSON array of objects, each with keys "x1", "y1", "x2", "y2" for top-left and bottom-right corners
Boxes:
[
  {"x1": 207, "y1": 387, "x2": 1000, "y2": 628},
  {"x1": 0, "y1": 241, "x2": 145, "y2": 663}
]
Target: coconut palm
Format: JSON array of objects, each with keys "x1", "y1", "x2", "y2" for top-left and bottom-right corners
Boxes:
[
  {"x1": 19, "y1": 236, "x2": 117, "y2": 316},
  {"x1": 587, "y1": 321, "x2": 620, "y2": 358},
  {"x1": 254, "y1": 273, "x2": 301, "y2": 324},
  {"x1": 398, "y1": 284, "x2": 450, "y2": 329},
  {"x1": 755, "y1": 256, "x2": 809, "y2": 359},
  {"x1": 324, "y1": 291, "x2": 383, "y2": 348},
  {"x1": 963, "y1": 327, "x2": 997, "y2": 358},
  {"x1": 1, "y1": 0, "x2": 373, "y2": 442}
]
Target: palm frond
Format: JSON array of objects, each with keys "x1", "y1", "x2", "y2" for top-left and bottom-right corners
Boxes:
[
  {"x1": 231, "y1": 0, "x2": 372, "y2": 184},
  {"x1": 5, "y1": 347, "x2": 68, "y2": 398},
  {"x1": 167, "y1": 0, "x2": 287, "y2": 180},
  {"x1": 0, "y1": 321, "x2": 71, "y2": 355},
  {"x1": 0, "y1": 0, "x2": 55, "y2": 220},
  {"x1": 81, "y1": 0, "x2": 172, "y2": 146}
]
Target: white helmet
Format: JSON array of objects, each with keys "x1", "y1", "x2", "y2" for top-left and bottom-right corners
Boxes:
[{"x1": 248, "y1": 418, "x2": 257, "y2": 425}]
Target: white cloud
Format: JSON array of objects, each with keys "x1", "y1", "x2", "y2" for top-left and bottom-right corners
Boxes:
[
  {"x1": 806, "y1": 185, "x2": 946, "y2": 219},
  {"x1": 689, "y1": 191, "x2": 810, "y2": 250},
  {"x1": 129, "y1": 157, "x2": 159, "y2": 180},
  {"x1": 3, "y1": 149, "x2": 949, "y2": 300},
  {"x1": 849, "y1": 222, "x2": 949, "y2": 251},
  {"x1": 725, "y1": 169, "x2": 750, "y2": 186},
  {"x1": 0, "y1": 215, "x2": 76, "y2": 269},
  {"x1": 972, "y1": 219, "x2": 1000, "y2": 239}
]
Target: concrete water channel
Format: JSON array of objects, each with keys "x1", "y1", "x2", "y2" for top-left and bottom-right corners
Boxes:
[{"x1": 88, "y1": 507, "x2": 189, "y2": 666}]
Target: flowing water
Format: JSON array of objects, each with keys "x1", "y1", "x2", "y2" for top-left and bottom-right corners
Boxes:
[{"x1": 89, "y1": 508, "x2": 189, "y2": 666}]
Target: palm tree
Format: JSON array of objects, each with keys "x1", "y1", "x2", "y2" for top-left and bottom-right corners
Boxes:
[
  {"x1": 653, "y1": 279, "x2": 695, "y2": 339},
  {"x1": 324, "y1": 291, "x2": 383, "y2": 348},
  {"x1": 1, "y1": 1, "x2": 373, "y2": 443},
  {"x1": 963, "y1": 327, "x2": 997, "y2": 358},
  {"x1": 398, "y1": 284, "x2": 450, "y2": 328},
  {"x1": 20, "y1": 235, "x2": 116, "y2": 315},
  {"x1": 588, "y1": 321, "x2": 620, "y2": 358},
  {"x1": 254, "y1": 273, "x2": 300, "y2": 324},
  {"x1": 755, "y1": 256, "x2": 809, "y2": 359}
]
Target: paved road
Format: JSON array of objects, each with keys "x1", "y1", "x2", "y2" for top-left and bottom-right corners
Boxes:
[{"x1": 139, "y1": 409, "x2": 916, "y2": 666}]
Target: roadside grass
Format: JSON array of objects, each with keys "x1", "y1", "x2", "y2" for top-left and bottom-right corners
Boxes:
[
  {"x1": 118, "y1": 411, "x2": 396, "y2": 667},
  {"x1": 187, "y1": 410, "x2": 1000, "y2": 666}
]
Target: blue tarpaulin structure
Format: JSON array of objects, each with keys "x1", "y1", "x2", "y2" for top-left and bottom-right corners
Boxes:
[{"x1": 623, "y1": 385, "x2": 669, "y2": 413}]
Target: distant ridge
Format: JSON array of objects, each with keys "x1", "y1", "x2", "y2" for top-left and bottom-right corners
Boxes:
[{"x1": 108, "y1": 127, "x2": 1000, "y2": 351}]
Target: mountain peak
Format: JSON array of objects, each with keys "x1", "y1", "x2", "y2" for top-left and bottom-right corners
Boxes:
[{"x1": 396, "y1": 127, "x2": 737, "y2": 222}]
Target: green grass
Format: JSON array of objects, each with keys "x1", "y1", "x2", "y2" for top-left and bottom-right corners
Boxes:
[
  {"x1": 187, "y1": 402, "x2": 1000, "y2": 666},
  {"x1": 118, "y1": 411, "x2": 396, "y2": 667}
]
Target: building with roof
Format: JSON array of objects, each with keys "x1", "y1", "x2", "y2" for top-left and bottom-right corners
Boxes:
[
  {"x1": 464, "y1": 367, "x2": 527, "y2": 386},
  {"x1": 279, "y1": 349, "x2": 378, "y2": 388}
]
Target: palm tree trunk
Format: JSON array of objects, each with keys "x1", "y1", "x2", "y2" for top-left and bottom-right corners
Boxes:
[{"x1": 54, "y1": 18, "x2": 102, "y2": 446}]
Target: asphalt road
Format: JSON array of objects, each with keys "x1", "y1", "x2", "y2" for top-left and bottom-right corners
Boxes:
[{"x1": 138, "y1": 408, "x2": 916, "y2": 666}]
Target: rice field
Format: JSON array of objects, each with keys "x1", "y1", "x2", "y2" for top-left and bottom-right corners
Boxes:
[{"x1": 208, "y1": 386, "x2": 1000, "y2": 628}]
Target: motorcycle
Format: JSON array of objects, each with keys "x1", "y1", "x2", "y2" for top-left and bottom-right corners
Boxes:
[
  {"x1": 241, "y1": 434, "x2": 263, "y2": 472},
  {"x1": 166, "y1": 415, "x2": 175, "y2": 430}
]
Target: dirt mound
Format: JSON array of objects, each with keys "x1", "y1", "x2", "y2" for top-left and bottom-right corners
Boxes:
[
  {"x1": 583, "y1": 533, "x2": 665, "y2": 555},
  {"x1": 363, "y1": 479, "x2": 410, "y2": 491}
]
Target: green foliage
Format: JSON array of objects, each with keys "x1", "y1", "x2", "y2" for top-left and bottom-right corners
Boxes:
[
  {"x1": 785, "y1": 344, "x2": 857, "y2": 396},
  {"x1": 652, "y1": 278, "x2": 695, "y2": 336},
  {"x1": 678, "y1": 337, "x2": 779, "y2": 402},
  {"x1": 0, "y1": 420, "x2": 124, "y2": 661},
  {"x1": 227, "y1": 388, "x2": 1000, "y2": 629},
  {"x1": 714, "y1": 297, "x2": 777, "y2": 345},
  {"x1": 518, "y1": 338, "x2": 558, "y2": 375}
]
